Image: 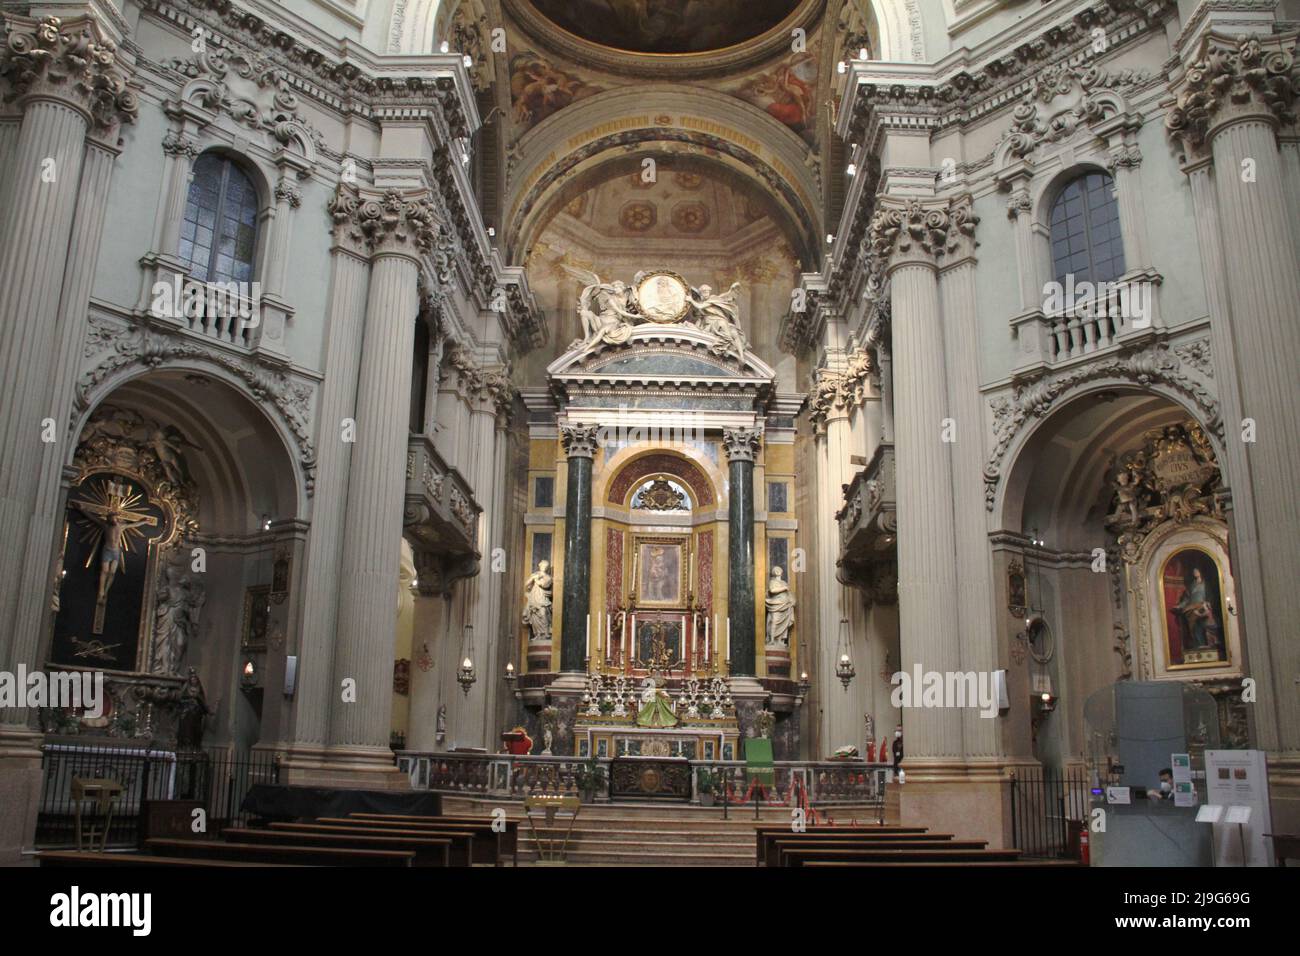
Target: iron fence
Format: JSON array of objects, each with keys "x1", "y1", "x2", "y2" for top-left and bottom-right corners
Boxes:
[
  {"x1": 1009, "y1": 765, "x2": 1090, "y2": 859},
  {"x1": 37, "y1": 743, "x2": 280, "y2": 847}
]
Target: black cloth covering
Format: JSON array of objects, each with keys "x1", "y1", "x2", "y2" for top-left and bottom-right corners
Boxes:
[{"x1": 240, "y1": 784, "x2": 442, "y2": 823}]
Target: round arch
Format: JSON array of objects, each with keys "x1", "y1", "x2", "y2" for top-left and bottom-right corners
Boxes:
[
  {"x1": 72, "y1": 365, "x2": 307, "y2": 528},
  {"x1": 596, "y1": 443, "x2": 722, "y2": 514},
  {"x1": 504, "y1": 84, "x2": 823, "y2": 265},
  {"x1": 996, "y1": 384, "x2": 1226, "y2": 545}
]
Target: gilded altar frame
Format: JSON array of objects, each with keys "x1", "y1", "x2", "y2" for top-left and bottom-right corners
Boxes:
[{"x1": 1127, "y1": 517, "x2": 1242, "y2": 681}]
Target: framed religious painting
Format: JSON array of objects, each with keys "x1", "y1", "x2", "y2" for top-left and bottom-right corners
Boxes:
[
  {"x1": 632, "y1": 535, "x2": 687, "y2": 607},
  {"x1": 1130, "y1": 519, "x2": 1242, "y2": 681},
  {"x1": 242, "y1": 586, "x2": 272, "y2": 650},
  {"x1": 50, "y1": 406, "x2": 199, "y2": 676}
]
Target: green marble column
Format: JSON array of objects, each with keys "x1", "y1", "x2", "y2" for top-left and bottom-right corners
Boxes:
[
  {"x1": 559, "y1": 424, "x2": 599, "y2": 672},
  {"x1": 723, "y1": 427, "x2": 761, "y2": 676}
]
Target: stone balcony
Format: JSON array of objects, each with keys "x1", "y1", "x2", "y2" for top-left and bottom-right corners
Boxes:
[
  {"x1": 835, "y1": 442, "x2": 897, "y2": 603},
  {"x1": 404, "y1": 434, "x2": 481, "y2": 590}
]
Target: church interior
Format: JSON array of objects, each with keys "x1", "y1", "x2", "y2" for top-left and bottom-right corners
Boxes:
[{"x1": 1, "y1": 0, "x2": 1299, "y2": 879}]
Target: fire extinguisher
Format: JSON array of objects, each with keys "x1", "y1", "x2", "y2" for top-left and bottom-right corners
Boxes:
[{"x1": 1079, "y1": 824, "x2": 1090, "y2": 865}]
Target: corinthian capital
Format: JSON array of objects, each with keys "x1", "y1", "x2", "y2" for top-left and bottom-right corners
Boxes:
[
  {"x1": 868, "y1": 195, "x2": 979, "y2": 270},
  {"x1": 1165, "y1": 32, "x2": 1300, "y2": 149},
  {"x1": 721, "y1": 427, "x2": 762, "y2": 463},
  {"x1": 0, "y1": 15, "x2": 138, "y2": 130},
  {"x1": 327, "y1": 183, "x2": 451, "y2": 262},
  {"x1": 559, "y1": 423, "x2": 600, "y2": 460}
]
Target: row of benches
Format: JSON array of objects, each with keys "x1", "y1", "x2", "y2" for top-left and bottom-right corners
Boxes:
[
  {"x1": 754, "y1": 825, "x2": 1080, "y2": 867},
  {"x1": 39, "y1": 813, "x2": 520, "y2": 868}
]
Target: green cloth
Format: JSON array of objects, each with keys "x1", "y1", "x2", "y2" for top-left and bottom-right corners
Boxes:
[
  {"x1": 745, "y1": 738, "x2": 775, "y2": 786},
  {"x1": 636, "y1": 692, "x2": 679, "y2": 728}
]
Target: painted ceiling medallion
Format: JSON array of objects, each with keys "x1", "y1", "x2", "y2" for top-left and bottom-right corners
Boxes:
[
  {"x1": 634, "y1": 271, "x2": 690, "y2": 323},
  {"x1": 620, "y1": 201, "x2": 656, "y2": 231},
  {"x1": 527, "y1": 0, "x2": 800, "y2": 55},
  {"x1": 671, "y1": 201, "x2": 709, "y2": 233}
]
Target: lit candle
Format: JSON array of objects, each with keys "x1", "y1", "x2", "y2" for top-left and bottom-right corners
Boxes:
[
  {"x1": 606, "y1": 613, "x2": 612, "y2": 661},
  {"x1": 705, "y1": 615, "x2": 711, "y2": 662}
]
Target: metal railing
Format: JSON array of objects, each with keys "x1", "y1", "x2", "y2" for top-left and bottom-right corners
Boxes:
[
  {"x1": 37, "y1": 743, "x2": 280, "y2": 847},
  {"x1": 397, "y1": 751, "x2": 887, "y2": 811},
  {"x1": 1009, "y1": 765, "x2": 1090, "y2": 859}
]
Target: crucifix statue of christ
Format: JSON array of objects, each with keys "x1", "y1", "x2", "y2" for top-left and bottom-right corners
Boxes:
[{"x1": 71, "y1": 480, "x2": 158, "y2": 634}]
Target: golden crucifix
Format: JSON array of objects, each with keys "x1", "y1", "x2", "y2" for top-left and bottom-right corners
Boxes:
[{"x1": 70, "y1": 479, "x2": 158, "y2": 634}]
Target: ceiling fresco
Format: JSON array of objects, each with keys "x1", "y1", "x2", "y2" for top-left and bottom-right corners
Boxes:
[{"x1": 526, "y1": 0, "x2": 803, "y2": 55}]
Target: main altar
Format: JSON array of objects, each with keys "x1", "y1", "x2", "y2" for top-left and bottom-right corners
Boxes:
[{"x1": 514, "y1": 269, "x2": 805, "y2": 758}]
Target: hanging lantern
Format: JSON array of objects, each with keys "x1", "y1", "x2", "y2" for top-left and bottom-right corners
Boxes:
[
  {"x1": 457, "y1": 624, "x2": 476, "y2": 695},
  {"x1": 835, "y1": 618, "x2": 855, "y2": 689}
]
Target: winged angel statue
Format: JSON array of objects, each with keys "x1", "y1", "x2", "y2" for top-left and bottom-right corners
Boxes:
[
  {"x1": 563, "y1": 267, "x2": 751, "y2": 365},
  {"x1": 563, "y1": 265, "x2": 639, "y2": 362}
]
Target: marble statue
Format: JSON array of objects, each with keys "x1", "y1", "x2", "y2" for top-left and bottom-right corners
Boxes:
[
  {"x1": 522, "y1": 560, "x2": 553, "y2": 643},
  {"x1": 175, "y1": 667, "x2": 213, "y2": 751},
  {"x1": 436, "y1": 703, "x2": 447, "y2": 743},
  {"x1": 764, "y1": 566, "x2": 795, "y2": 647},
  {"x1": 566, "y1": 267, "x2": 638, "y2": 360},
  {"x1": 689, "y1": 282, "x2": 749, "y2": 364},
  {"x1": 151, "y1": 558, "x2": 206, "y2": 676}
]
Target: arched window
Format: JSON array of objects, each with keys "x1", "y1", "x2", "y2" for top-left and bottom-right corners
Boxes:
[
  {"x1": 179, "y1": 153, "x2": 259, "y2": 283},
  {"x1": 1049, "y1": 171, "x2": 1125, "y2": 286}
]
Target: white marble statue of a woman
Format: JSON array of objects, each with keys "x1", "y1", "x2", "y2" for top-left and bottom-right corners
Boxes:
[
  {"x1": 522, "y1": 560, "x2": 553, "y2": 643},
  {"x1": 765, "y1": 566, "x2": 795, "y2": 647}
]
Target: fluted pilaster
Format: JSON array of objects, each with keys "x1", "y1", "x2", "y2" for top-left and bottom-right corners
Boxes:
[
  {"x1": 937, "y1": 199, "x2": 1000, "y2": 761},
  {"x1": 288, "y1": 243, "x2": 370, "y2": 750},
  {"x1": 0, "y1": 98, "x2": 89, "y2": 672},
  {"x1": 328, "y1": 252, "x2": 420, "y2": 752}
]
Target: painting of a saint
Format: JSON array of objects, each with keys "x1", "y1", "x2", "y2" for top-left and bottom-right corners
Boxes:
[
  {"x1": 1160, "y1": 547, "x2": 1228, "y2": 667},
  {"x1": 638, "y1": 541, "x2": 683, "y2": 606}
]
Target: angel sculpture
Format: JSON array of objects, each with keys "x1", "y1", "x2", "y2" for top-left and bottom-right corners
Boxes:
[
  {"x1": 563, "y1": 266, "x2": 640, "y2": 362},
  {"x1": 689, "y1": 282, "x2": 749, "y2": 365}
]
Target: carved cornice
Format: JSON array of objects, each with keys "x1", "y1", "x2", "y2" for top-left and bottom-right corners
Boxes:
[
  {"x1": 845, "y1": 3, "x2": 1170, "y2": 140},
  {"x1": 0, "y1": 14, "x2": 139, "y2": 130},
  {"x1": 138, "y1": 0, "x2": 474, "y2": 140},
  {"x1": 868, "y1": 195, "x2": 979, "y2": 270},
  {"x1": 983, "y1": 343, "x2": 1221, "y2": 511},
  {"x1": 1003, "y1": 64, "x2": 1149, "y2": 159},
  {"x1": 166, "y1": 45, "x2": 324, "y2": 155},
  {"x1": 721, "y1": 427, "x2": 762, "y2": 464},
  {"x1": 1165, "y1": 32, "x2": 1300, "y2": 150},
  {"x1": 559, "y1": 422, "x2": 599, "y2": 460}
]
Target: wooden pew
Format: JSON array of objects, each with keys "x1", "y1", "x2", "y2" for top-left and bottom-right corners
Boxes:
[
  {"x1": 753, "y1": 826, "x2": 940, "y2": 867},
  {"x1": 264, "y1": 821, "x2": 475, "y2": 866},
  {"x1": 222, "y1": 826, "x2": 454, "y2": 867},
  {"x1": 781, "y1": 846, "x2": 1024, "y2": 867},
  {"x1": 345, "y1": 813, "x2": 519, "y2": 866},
  {"x1": 802, "y1": 859, "x2": 1084, "y2": 868},
  {"x1": 768, "y1": 838, "x2": 989, "y2": 867},
  {"x1": 39, "y1": 850, "x2": 283, "y2": 868},
  {"x1": 146, "y1": 838, "x2": 415, "y2": 867}
]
